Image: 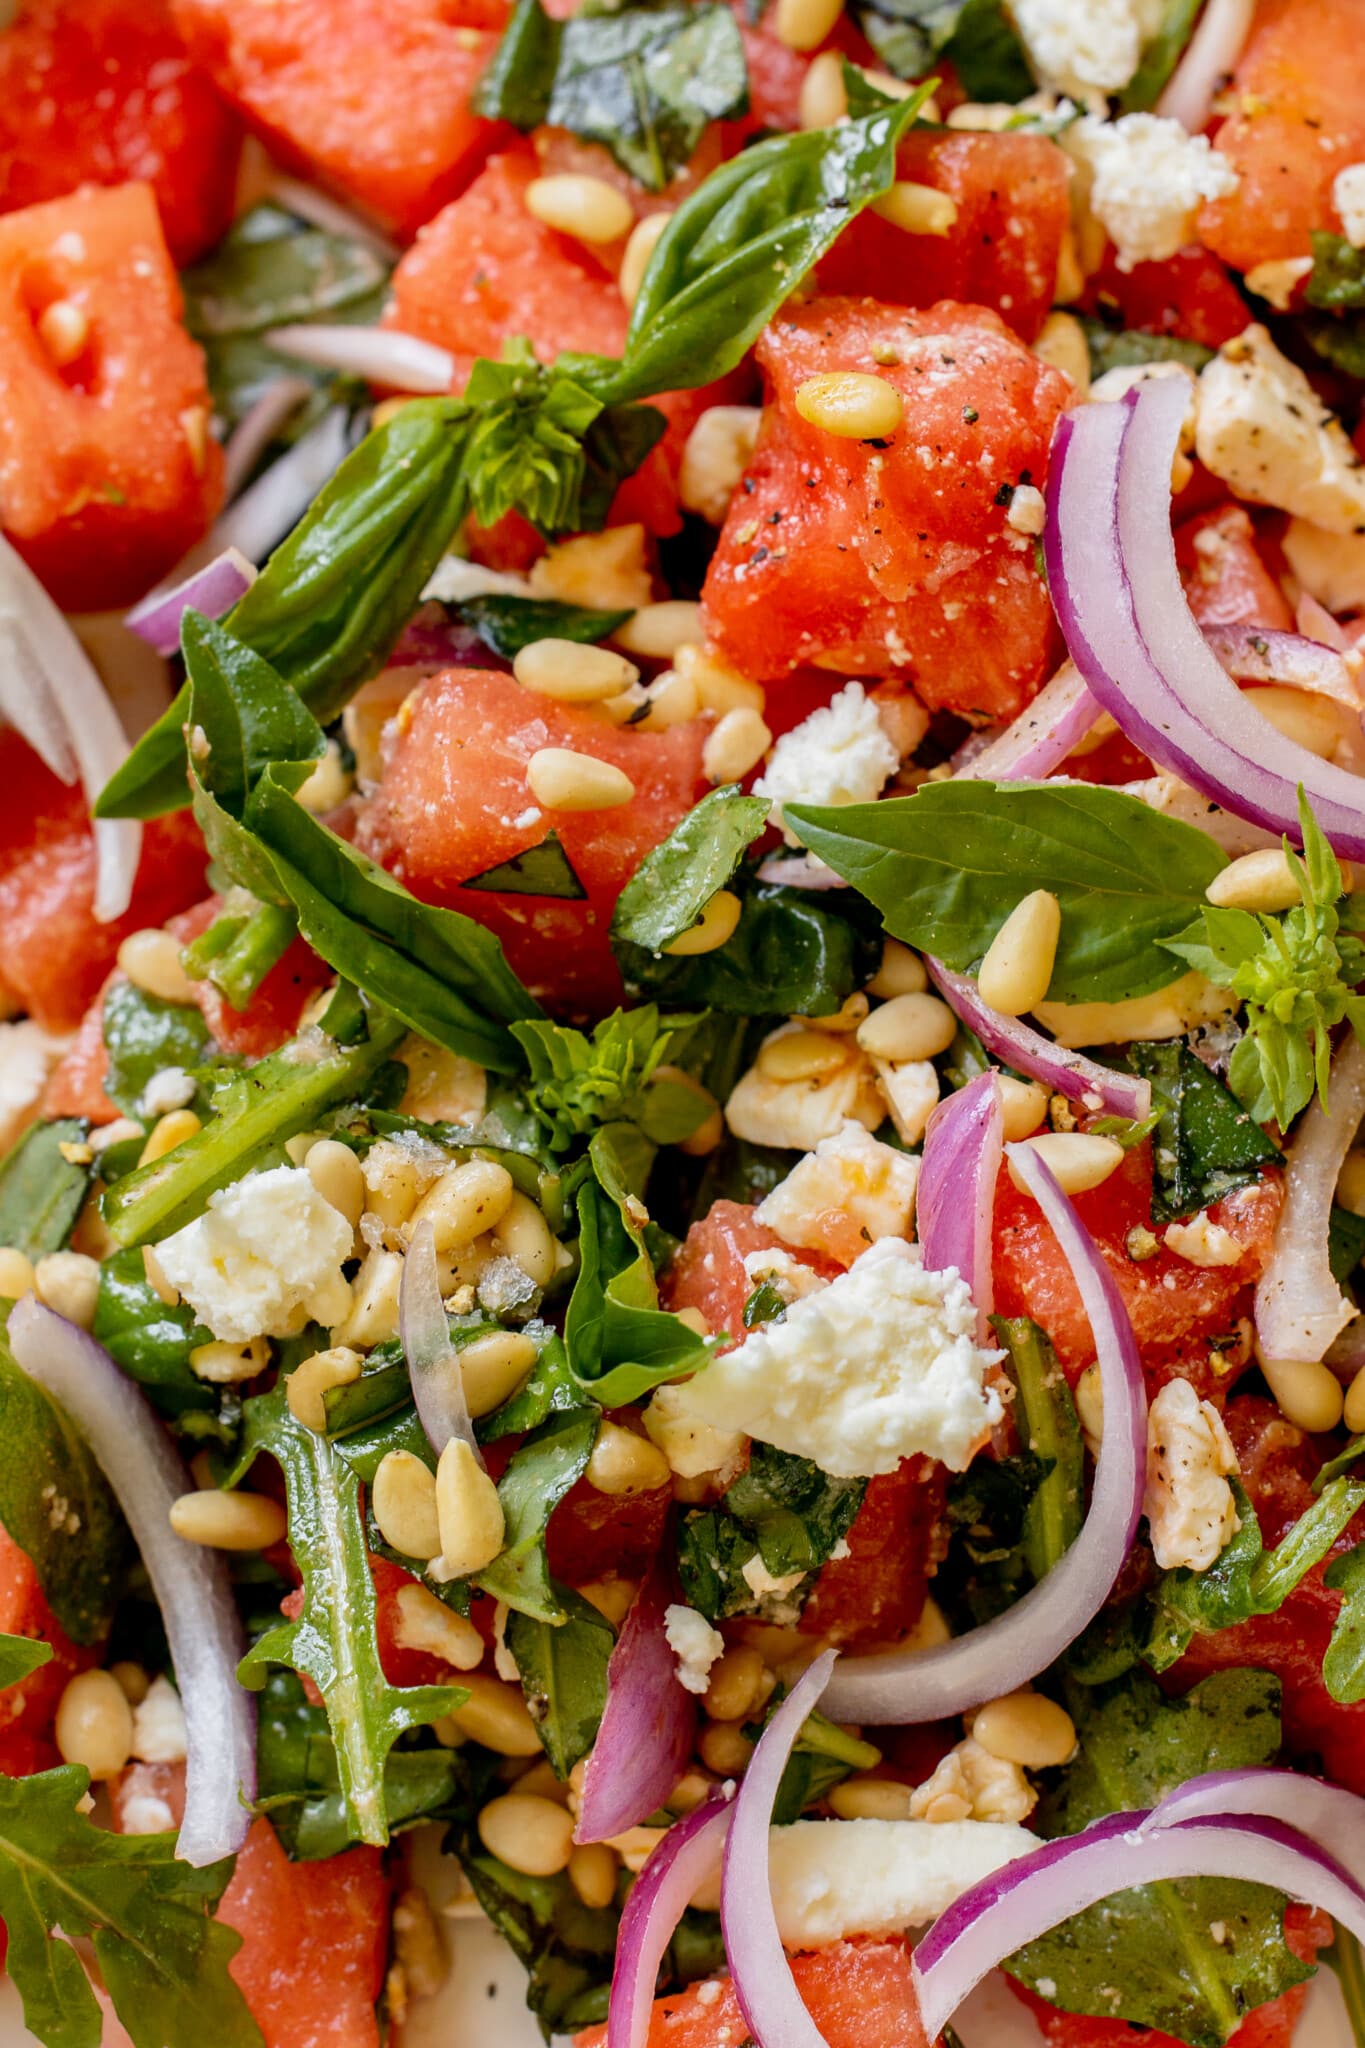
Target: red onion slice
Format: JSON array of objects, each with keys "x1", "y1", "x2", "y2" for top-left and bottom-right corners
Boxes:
[
  {"x1": 214, "y1": 405, "x2": 351, "y2": 564},
  {"x1": 265, "y1": 175, "x2": 399, "y2": 263},
  {"x1": 222, "y1": 377, "x2": 314, "y2": 501},
  {"x1": 1156, "y1": 0, "x2": 1255, "y2": 130},
  {"x1": 1205, "y1": 624, "x2": 1360, "y2": 706},
  {"x1": 1047, "y1": 381, "x2": 1365, "y2": 858},
  {"x1": 918, "y1": 1071, "x2": 1002, "y2": 1343},
  {"x1": 576, "y1": 1563, "x2": 697, "y2": 1845},
  {"x1": 608, "y1": 1791, "x2": 734, "y2": 2048},
  {"x1": 753, "y1": 854, "x2": 853, "y2": 891},
  {"x1": 926, "y1": 959, "x2": 1153, "y2": 1122},
  {"x1": 125, "y1": 548, "x2": 257, "y2": 656},
  {"x1": 722, "y1": 1650, "x2": 838, "y2": 2048},
  {"x1": 266, "y1": 324, "x2": 456, "y2": 394},
  {"x1": 956, "y1": 661, "x2": 1101, "y2": 783},
  {"x1": 913, "y1": 1810, "x2": 1365, "y2": 2040},
  {"x1": 8, "y1": 1298, "x2": 254, "y2": 1866},
  {"x1": 398, "y1": 1219, "x2": 479, "y2": 1459},
  {"x1": 1139, "y1": 1766, "x2": 1365, "y2": 1872},
  {"x1": 821, "y1": 1145, "x2": 1147, "y2": 1725},
  {"x1": 1254, "y1": 1033, "x2": 1365, "y2": 1363}
]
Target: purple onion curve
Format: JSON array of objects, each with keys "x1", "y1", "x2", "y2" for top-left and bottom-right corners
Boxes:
[
  {"x1": 1139, "y1": 1766, "x2": 1365, "y2": 1874},
  {"x1": 398, "y1": 1217, "x2": 479, "y2": 1459},
  {"x1": 126, "y1": 546, "x2": 257, "y2": 656},
  {"x1": 1255, "y1": 1033, "x2": 1365, "y2": 1364},
  {"x1": 926, "y1": 958, "x2": 1152, "y2": 1122},
  {"x1": 577, "y1": 1561, "x2": 697, "y2": 1846},
  {"x1": 608, "y1": 1791, "x2": 734, "y2": 2048},
  {"x1": 917, "y1": 1070, "x2": 1002, "y2": 1343}
]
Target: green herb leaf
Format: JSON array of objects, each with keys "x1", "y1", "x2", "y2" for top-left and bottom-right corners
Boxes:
[
  {"x1": 455, "y1": 594, "x2": 633, "y2": 659},
  {"x1": 940, "y1": 1449, "x2": 1050, "y2": 1626},
  {"x1": 506, "y1": 1587, "x2": 615, "y2": 1776},
  {"x1": 852, "y1": 0, "x2": 1030, "y2": 97},
  {"x1": 677, "y1": 1443, "x2": 866, "y2": 1622},
  {"x1": 92, "y1": 1249, "x2": 219, "y2": 1421},
  {"x1": 611, "y1": 786, "x2": 770, "y2": 954},
  {"x1": 0, "y1": 1633, "x2": 50, "y2": 1691},
  {"x1": 463, "y1": 829, "x2": 589, "y2": 901},
  {"x1": 0, "y1": 1119, "x2": 93, "y2": 1263},
  {"x1": 1306, "y1": 230, "x2": 1365, "y2": 311},
  {"x1": 101, "y1": 979, "x2": 213, "y2": 1120},
  {"x1": 1324, "y1": 1541, "x2": 1365, "y2": 1703},
  {"x1": 617, "y1": 878, "x2": 876, "y2": 1016},
  {"x1": 1077, "y1": 316, "x2": 1214, "y2": 380},
  {"x1": 180, "y1": 898, "x2": 300, "y2": 1012},
  {"x1": 1329, "y1": 1204, "x2": 1365, "y2": 1285},
  {"x1": 993, "y1": 1317, "x2": 1083, "y2": 1583},
  {"x1": 1118, "y1": 0, "x2": 1205, "y2": 111},
  {"x1": 1125, "y1": 1041, "x2": 1280, "y2": 1225},
  {"x1": 1325, "y1": 1926, "x2": 1365, "y2": 2047},
  {"x1": 456, "y1": 1835, "x2": 622, "y2": 2035},
  {"x1": 514, "y1": 1005, "x2": 700, "y2": 1151},
  {"x1": 791, "y1": 780, "x2": 1227, "y2": 1004},
  {"x1": 473, "y1": 1408, "x2": 600, "y2": 1622}
]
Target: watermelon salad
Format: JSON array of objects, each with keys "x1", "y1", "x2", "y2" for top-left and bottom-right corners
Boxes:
[{"x1": 4, "y1": 1, "x2": 1365, "y2": 2045}]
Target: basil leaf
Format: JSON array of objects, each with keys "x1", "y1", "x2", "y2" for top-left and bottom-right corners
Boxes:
[
  {"x1": 1302, "y1": 311, "x2": 1365, "y2": 381},
  {"x1": 184, "y1": 609, "x2": 325, "y2": 802},
  {"x1": 0, "y1": 1634, "x2": 49, "y2": 1692},
  {"x1": 789, "y1": 780, "x2": 1227, "y2": 1004},
  {"x1": 677, "y1": 1443, "x2": 865, "y2": 1622},
  {"x1": 456, "y1": 594, "x2": 632, "y2": 658},
  {"x1": 101, "y1": 979, "x2": 213, "y2": 1120},
  {"x1": 1118, "y1": 0, "x2": 1204, "y2": 111},
  {"x1": 1306, "y1": 230, "x2": 1365, "y2": 311},
  {"x1": 612, "y1": 786, "x2": 770, "y2": 953},
  {"x1": 1078, "y1": 316, "x2": 1214, "y2": 380},
  {"x1": 514, "y1": 1005, "x2": 699, "y2": 1151},
  {"x1": 473, "y1": 1408, "x2": 600, "y2": 1622},
  {"x1": 464, "y1": 830, "x2": 589, "y2": 901},
  {"x1": 940, "y1": 1449, "x2": 1050, "y2": 1626},
  {"x1": 505, "y1": 1587, "x2": 615, "y2": 1776},
  {"x1": 993, "y1": 1317, "x2": 1083, "y2": 1583},
  {"x1": 617, "y1": 879, "x2": 875, "y2": 1016},
  {"x1": 849, "y1": 0, "x2": 1029, "y2": 97},
  {"x1": 1324, "y1": 1542, "x2": 1365, "y2": 1704},
  {"x1": 0, "y1": 1119, "x2": 92, "y2": 1262},
  {"x1": 92, "y1": 1250, "x2": 219, "y2": 1420},
  {"x1": 1125, "y1": 1041, "x2": 1280, "y2": 1225}
]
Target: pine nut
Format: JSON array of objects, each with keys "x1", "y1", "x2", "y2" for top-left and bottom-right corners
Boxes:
[
  {"x1": 703, "y1": 1645, "x2": 769, "y2": 1723},
  {"x1": 698, "y1": 1720, "x2": 753, "y2": 1774},
  {"x1": 514, "y1": 639, "x2": 639, "y2": 703},
  {"x1": 373, "y1": 1449, "x2": 442, "y2": 1560},
  {"x1": 0, "y1": 1248, "x2": 35, "y2": 1298},
  {"x1": 977, "y1": 890, "x2": 1062, "y2": 1017},
  {"x1": 55, "y1": 1670, "x2": 133, "y2": 1780},
  {"x1": 286, "y1": 1346, "x2": 363, "y2": 1433},
  {"x1": 578, "y1": 1578, "x2": 638, "y2": 1626},
  {"x1": 447, "y1": 1672, "x2": 542, "y2": 1755},
  {"x1": 109, "y1": 1660, "x2": 150, "y2": 1706},
  {"x1": 610, "y1": 602, "x2": 701, "y2": 661},
  {"x1": 1207, "y1": 846, "x2": 1339, "y2": 913},
  {"x1": 856, "y1": 992, "x2": 956, "y2": 1064},
  {"x1": 434, "y1": 1438, "x2": 506, "y2": 1575},
  {"x1": 142, "y1": 1245, "x2": 179, "y2": 1307},
  {"x1": 117, "y1": 928, "x2": 196, "y2": 1004},
  {"x1": 799, "y1": 48, "x2": 847, "y2": 127},
  {"x1": 1260, "y1": 1355, "x2": 1345, "y2": 1433},
  {"x1": 1075, "y1": 1360, "x2": 1104, "y2": 1452},
  {"x1": 757, "y1": 1027, "x2": 849, "y2": 1083},
  {"x1": 458, "y1": 1330, "x2": 538, "y2": 1417},
  {"x1": 1345, "y1": 1365, "x2": 1365, "y2": 1435},
  {"x1": 478, "y1": 1792, "x2": 576, "y2": 1876},
  {"x1": 527, "y1": 747, "x2": 635, "y2": 811},
  {"x1": 524, "y1": 174, "x2": 634, "y2": 245},
  {"x1": 868, "y1": 940, "x2": 928, "y2": 999},
  {"x1": 1336, "y1": 1150, "x2": 1365, "y2": 1218},
  {"x1": 675, "y1": 643, "x2": 766, "y2": 714},
  {"x1": 800, "y1": 991, "x2": 870, "y2": 1034},
  {"x1": 673, "y1": 1306, "x2": 711, "y2": 1337},
  {"x1": 794, "y1": 373, "x2": 903, "y2": 440},
  {"x1": 871, "y1": 182, "x2": 958, "y2": 236},
  {"x1": 169, "y1": 1489, "x2": 287, "y2": 1550},
  {"x1": 531, "y1": 524, "x2": 653, "y2": 611},
  {"x1": 1054, "y1": 224, "x2": 1085, "y2": 302},
  {"x1": 37, "y1": 298, "x2": 89, "y2": 367},
  {"x1": 998, "y1": 1076, "x2": 1049, "y2": 1141},
  {"x1": 392, "y1": 1887, "x2": 447, "y2": 2001},
  {"x1": 332, "y1": 1246, "x2": 404, "y2": 1347},
  {"x1": 410, "y1": 1160, "x2": 515, "y2": 1252},
  {"x1": 586, "y1": 1420, "x2": 670, "y2": 1496},
  {"x1": 137, "y1": 1108, "x2": 201, "y2": 1168},
  {"x1": 1033, "y1": 310, "x2": 1091, "y2": 394},
  {"x1": 667, "y1": 1769, "x2": 716, "y2": 1814},
  {"x1": 827, "y1": 1777, "x2": 913, "y2": 1821},
  {"x1": 33, "y1": 1250, "x2": 101, "y2": 1329},
  {"x1": 664, "y1": 889, "x2": 742, "y2": 957},
  {"x1": 774, "y1": 0, "x2": 842, "y2": 51},
  {"x1": 189, "y1": 1336, "x2": 269, "y2": 1384},
  {"x1": 568, "y1": 1841, "x2": 619, "y2": 1909},
  {"x1": 363, "y1": 1138, "x2": 430, "y2": 1228},
  {"x1": 972, "y1": 1691, "x2": 1077, "y2": 1769},
  {"x1": 1007, "y1": 1133, "x2": 1124, "y2": 1196},
  {"x1": 181, "y1": 406, "x2": 209, "y2": 476},
  {"x1": 1246, "y1": 685, "x2": 1350, "y2": 760},
  {"x1": 679, "y1": 410, "x2": 762, "y2": 526},
  {"x1": 304, "y1": 1139, "x2": 366, "y2": 1228},
  {"x1": 392, "y1": 1583, "x2": 485, "y2": 1670},
  {"x1": 702, "y1": 707, "x2": 772, "y2": 783},
  {"x1": 620, "y1": 210, "x2": 671, "y2": 309},
  {"x1": 491, "y1": 1190, "x2": 558, "y2": 1288},
  {"x1": 639, "y1": 668, "x2": 701, "y2": 730}
]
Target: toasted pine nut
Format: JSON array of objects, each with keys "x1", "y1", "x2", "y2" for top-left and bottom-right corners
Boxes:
[
  {"x1": 304, "y1": 1139, "x2": 366, "y2": 1227},
  {"x1": 478, "y1": 1792, "x2": 576, "y2": 1875},
  {"x1": 871, "y1": 182, "x2": 958, "y2": 236},
  {"x1": 286, "y1": 1345, "x2": 363, "y2": 1432},
  {"x1": 612, "y1": 602, "x2": 703, "y2": 661},
  {"x1": 525, "y1": 173, "x2": 633, "y2": 244},
  {"x1": 702, "y1": 707, "x2": 772, "y2": 783},
  {"x1": 1054, "y1": 225, "x2": 1085, "y2": 303},
  {"x1": 169, "y1": 1489, "x2": 287, "y2": 1551},
  {"x1": 977, "y1": 890, "x2": 1062, "y2": 1017},
  {"x1": 1033, "y1": 310, "x2": 1091, "y2": 394},
  {"x1": 773, "y1": 0, "x2": 842, "y2": 51},
  {"x1": 998, "y1": 1076, "x2": 1050, "y2": 1141},
  {"x1": 117, "y1": 928, "x2": 195, "y2": 1004},
  {"x1": 37, "y1": 298, "x2": 89, "y2": 367},
  {"x1": 55, "y1": 1670, "x2": 133, "y2": 1780},
  {"x1": 828, "y1": 1776, "x2": 913, "y2": 1821},
  {"x1": 795, "y1": 371, "x2": 903, "y2": 440},
  {"x1": 1345, "y1": 1364, "x2": 1365, "y2": 1435},
  {"x1": 1340, "y1": 1150, "x2": 1365, "y2": 1219},
  {"x1": 703, "y1": 1645, "x2": 769, "y2": 1723},
  {"x1": 578, "y1": 1577, "x2": 638, "y2": 1625},
  {"x1": 188, "y1": 1336, "x2": 269, "y2": 1384},
  {"x1": 679, "y1": 410, "x2": 762, "y2": 526},
  {"x1": 1007, "y1": 1133, "x2": 1124, "y2": 1196},
  {"x1": 698, "y1": 1719, "x2": 753, "y2": 1774},
  {"x1": 491, "y1": 1191, "x2": 558, "y2": 1288},
  {"x1": 1075, "y1": 1360, "x2": 1104, "y2": 1452},
  {"x1": 363, "y1": 1137, "x2": 430, "y2": 1228},
  {"x1": 1207, "y1": 846, "x2": 1338, "y2": 913},
  {"x1": 411, "y1": 1159, "x2": 515, "y2": 1251},
  {"x1": 868, "y1": 940, "x2": 927, "y2": 999},
  {"x1": 459, "y1": 1330, "x2": 538, "y2": 1416},
  {"x1": 972, "y1": 1691, "x2": 1077, "y2": 1769},
  {"x1": 137, "y1": 1108, "x2": 201, "y2": 1168},
  {"x1": 373, "y1": 1449, "x2": 442, "y2": 1560},
  {"x1": 639, "y1": 668, "x2": 701, "y2": 731},
  {"x1": 1246, "y1": 685, "x2": 1350, "y2": 760},
  {"x1": 586, "y1": 1420, "x2": 670, "y2": 1497},
  {"x1": 446, "y1": 1671, "x2": 542, "y2": 1755},
  {"x1": 800, "y1": 991, "x2": 870, "y2": 1034},
  {"x1": 109, "y1": 1660, "x2": 150, "y2": 1706},
  {"x1": 568, "y1": 1841, "x2": 619, "y2": 1909},
  {"x1": 527, "y1": 747, "x2": 635, "y2": 812},
  {"x1": 620, "y1": 210, "x2": 671, "y2": 309},
  {"x1": 757, "y1": 1027, "x2": 849, "y2": 1083},
  {"x1": 664, "y1": 889, "x2": 742, "y2": 957},
  {"x1": 435, "y1": 1438, "x2": 505, "y2": 1576},
  {"x1": 675, "y1": 642, "x2": 766, "y2": 714},
  {"x1": 1260, "y1": 1355, "x2": 1345, "y2": 1433},
  {"x1": 856, "y1": 992, "x2": 956, "y2": 1064},
  {"x1": 332, "y1": 1246, "x2": 404, "y2": 1348},
  {"x1": 392, "y1": 1582, "x2": 485, "y2": 1670},
  {"x1": 0, "y1": 1248, "x2": 35, "y2": 1299},
  {"x1": 799, "y1": 48, "x2": 847, "y2": 126},
  {"x1": 673, "y1": 1306, "x2": 711, "y2": 1337},
  {"x1": 514, "y1": 638, "x2": 639, "y2": 703},
  {"x1": 33, "y1": 1250, "x2": 101, "y2": 1329},
  {"x1": 142, "y1": 1245, "x2": 179, "y2": 1307}
]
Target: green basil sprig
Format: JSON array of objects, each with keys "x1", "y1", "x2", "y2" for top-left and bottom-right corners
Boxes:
[{"x1": 611, "y1": 785, "x2": 769, "y2": 954}]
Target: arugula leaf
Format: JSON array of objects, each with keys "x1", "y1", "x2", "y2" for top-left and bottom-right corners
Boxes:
[
  {"x1": 1324, "y1": 1542, "x2": 1365, "y2": 1703},
  {"x1": 1125, "y1": 1041, "x2": 1280, "y2": 1225},
  {"x1": 611, "y1": 785, "x2": 770, "y2": 954},
  {"x1": 505, "y1": 1587, "x2": 615, "y2": 1776},
  {"x1": 1077, "y1": 316, "x2": 1214, "y2": 380},
  {"x1": 791, "y1": 780, "x2": 1226, "y2": 1004},
  {"x1": 473, "y1": 1408, "x2": 600, "y2": 1622},
  {"x1": 1006, "y1": 1669, "x2": 1312, "y2": 2043},
  {"x1": 0, "y1": 1633, "x2": 50, "y2": 1690},
  {"x1": 476, "y1": 0, "x2": 748, "y2": 191},
  {"x1": 464, "y1": 830, "x2": 589, "y2": 902},
  {"x1": 993, "y1": 1318, "x2": 1083, "y2": 1584},
  {"x1": 456, "y1": 593, "x2": 633, "y2": 659},
  {"x1": 617, "y1": 878, "x2": 876, "y2": 1015},
  {"x1": 514, "y1": 1005, "x2": 702, "y2": 1151},
  {"x1": 101, "y1": 979, "x2": 213, "y2": 1120},
  {"x1": 1306, "y1": 231, "x2": 1365, "y2": 311},
  {"x1": 1118, "y1": 0, "x2": 1205, "y2": 111},
  {"x1": 0, "y1": 1764, "x2": 260, "y2": 2048},
  {"x1": 230, "y1": 1387, "x2": 463, "y2": 1845},
  {"x1": 92, "y1": 1250, "x2": 220, "y2": 1421},
  {"x1": 677, "y1": 1442, "x2": 866, "y2": 1621},
  {"x1": 0, "y1": 1118, "x2": 93, "y2": 1263},
  {"x1": 850, "y1": 0, "x2": 1029, "y2": 96}
]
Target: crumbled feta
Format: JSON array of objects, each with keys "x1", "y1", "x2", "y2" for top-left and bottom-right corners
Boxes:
[
  {"x1": 1334, "y1": 163, "x2": 1365, "y2": 249},
  {"x1": 1143, "y1": 1378, "x2": 1241, "y2": 1572},
  {"x1": 741, "y1": 1246, "x2": 829, "y2": 1306},
  {"x1": 741, "y1": 1554, "x2": 805, "y2": 1600},
  {"x1": 756, "y1": 1122, "x2": 920, "y2": 1262},
  {"x1": 1283, "y1": 518, "x2": 1365, "y2": 613},
  {"x1": 1163, "y1": 1209, "x2": 1243, "y2": 1268},
  {"x1": 679, "y1": 406, "x2": 762, "y2": 525},
  {"x1": 664, "y1": 1604, "x2": 725, "y2": 1695},
  {"x1": 766, "y1": 1818, "x2": 1038, "y2": 1947},
  {"x1": 872, "y1": 1056, "x2": 940, "y2": 1146},
  {"x1": 153, "y1": 1165, "x2": 354, "y2": 1343},
  {"x1": 0, "y1": 1019, "x2": 67, "y2": 1155},
  {"x1": 295, "y1": 738, "x2": 354, "y2": 815},
  {"x1": 1243, "y1": 257, "x2": 1314, "y2": 312},
  {"x1": 131, "y1": 1676, "x2": 187, "y2": 1765},
  {"x1": 725, "y1": 1031, "x2": 884, "y2": 1151},
  {"x1": 671, "y1": 1239, "x2": 1003, "y2": 1478},
  {"x1": 1011, "y1": 0, "x2": 1164, "y2": 100},
  {"x1": 753, "y1": 683, "x2": 899, "y2": 846},
  {"x1": 643, "y1": 1382, "x2": 747, "y2": 1481},
  {"x1": 1068, "y1": 113, "x2": 1238, "y2": 271},
  {"x1": 909, "y1": 1737, "x2": 1036, "y2": 1825},
  {"x1": 421, "y1": 554, "x2": 533, "y2": 604},
  {"x1": 141, "y1": 1066, "x2": 196, "y2": 1118},
  {"x1": 117, "y1": 1766, "x2": 177, "y2": 1837},
  {"x1": 1195, "y1": 325, "x2": 1365, "y2": 532},
  {"x1": 1005, "y1": 483, "x2": 1047, "y2": 536}
]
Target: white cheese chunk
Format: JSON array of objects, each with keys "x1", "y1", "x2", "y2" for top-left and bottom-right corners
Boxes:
[
  {"x1": 1143, "y1": 1378, "x2": 1241, "y2": 1572},
  {"x1": 1195, "y1": 325, "x2": 1365, "y2": 533},
  {"x1": 1334, "y1": 163, "x2": 1365, "y2": 249},
  {"x1": 0, "y1": 1019, "x2": 67, "y2": 1155},
  {"x1": 766, "y1": 1818, "x2": 1038, "y2": 1947},
  {"x1": 1163, "y1": 1209, "x2": 1243, "y2": 1268},
  {"x1": 671, "y1": 1238, "x2": 1002, "y2": 1478},
  {"x1": 909, "y1": 1736, "x2": 1036, "y2": 1825},
  {"x1": 725, "y1": 1031, "x2": 884, "y2": 1151},
  {"x1": 753, "y1": 683, "x2": 898, "y2": 847},
  {"x1": 755, "y1": 1122, "x2": 920, "y2": 1259},
  {"x1": 1283, "y1": 518, "x2": 1365, "y2": 613},
  {"x1": 872, "y1": 1055, "x2": 940, "y2": 1147},
  {"x1": 1010, "y1": 0, "x2": 1164, "y2": 100},
  {"x1": 741, "y1": 1246, "x2": 829, "y2": 1306},
  {"x1": 1069, "y1": 113, "x2": 1238, "y2": 271},
  {"x1": 154, "y1": 1164, "x2": 354, "y2": 1343},
  {"x1": 664, "y1": 1604, "x2": 725, "y2": 1695},
  {"x1": 643, "y1": 1381, "x2": 747, "y2": 1481},
  {"x1": 131, "y1": 1676, "x2": 188, "y2": 1765},
  {"x1": 141, "y1": 1066, "x2": 196, "y2": 1118}
]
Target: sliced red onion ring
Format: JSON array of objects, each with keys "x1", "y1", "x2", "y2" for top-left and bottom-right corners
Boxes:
[
  {"x1": 8, "y1": 1298, "x2": 254, "y2": 1865},
  {"x1": 722, "y1": 1650, "x2": 837, "y2": 2048},
  {"x1": 222, "y1": 377, "x2": 314, "y2": 501},
  {"x1": 0, "y1": 537, "x2": 140, "y2": 921},
  {"x1": 608, "y1": 1791, "x2": 733, "y2": 2048},
  {"x1": 956, "y1": 661, "x2": 1101, "y2": 782},
  {"x1": 913, "y1": 1810, "x2": 1365, "y2": 2041},
  {"x1": 754, "y1": 854, "x2": 852, "y2": 890},
  {"x1": 822, "y1": 1145, "x2": 1147, "y2": 1725},
  {"x1": 1139, "y1": 1766, "x2": 1365, "y2": 1873},
  {"x1": 1048, "y1": 381, "x2": 1365, "y2": 858},
  {"x1": 926, "y1": 959, "x2": 1152, "y2": 1122},
  {"x1": 266, "y1": 324, "x2": 456, "y2": 394},
  {"x1": 576, "y1": 1563, "x2": 697, "y2": 1846},
  {"x1": 214, "y1": 405, "x2": 351, "y2": 564},
  {"x1": 1156, "y1": 0, "x2": 1255, "y2": 130},
  {"x1": 398, "y1": 1219, "x2": 478, "y2": 1460},
  {"x1": 265, "y1": 174, "x2": 399, "y2": 263},
  {"x1": 918, "y1": 1071, "x2": 1002, "y2": 1342},
  {"x1": 1205, "y1": 623, "x2": 1360, "y2": 706},
  {"x1": 1254, "y1": 1033, "x2": 1365, "y2": 1363},
  {"x1": 126, "y1": 548, "x2": 257, "y2": 656}
]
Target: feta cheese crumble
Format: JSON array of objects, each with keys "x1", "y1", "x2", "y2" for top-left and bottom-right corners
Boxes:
[
  {"x1": 1143, "y1": 1378, "x2": 1241, "y2": 1572},
  {"x1": 664, "y1": 1603, "x2": 725, "y2": 1695},
  {"x1": 1068, "y1": 113, "x2": 1238, "y2": 271},
  {"x1": 154, "y1": 1164, "x2": 354, "y2": 1343},
  {"x1": 755, "y1": 1121, "x2": 920, "y2": 1262},
  {"x1": 131, "y1": 1676, "x2": 188, "y2": 1765},
  {"x1": 1334, "y1": 163, "x2": 1365, "y2": 249},
  {"x1": 1195, "y1": 325, "x2": 1365, "y2": 532},
  {"x1": 141, "y1": 1065, "x2": 196, "y2": 1118},
  {"x1": 753, "y1": 683, "x2": 898, "y2": 846},
  {"x1": 1011, "y1": 0, "x2": 1164, "y2": 101},
  {"x1": 766, "y1": 1818, "x2": 1038, "y2": 1947},
  {"x1": 1283, "y1": 518, "x2": 1365, "y2": 613},
  {"x1": 741, "y1": 1245, "x2": 829, "y2": 1306},
  {"x1": 671, "y1": 1238, "x2": 1003, "y2": 1478}
]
